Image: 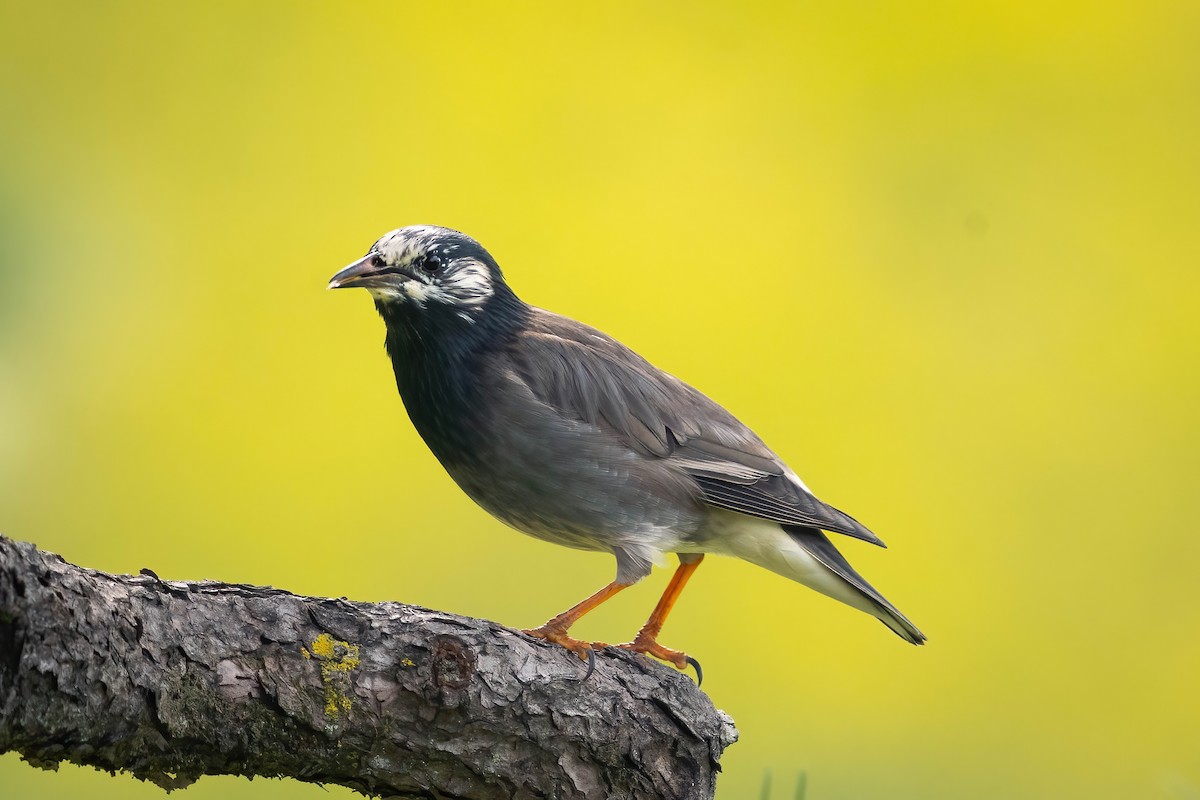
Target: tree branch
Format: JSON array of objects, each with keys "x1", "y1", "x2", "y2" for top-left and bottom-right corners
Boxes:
[{"x1": 0, "y1": 535, "x2": 737, "y2": 799}]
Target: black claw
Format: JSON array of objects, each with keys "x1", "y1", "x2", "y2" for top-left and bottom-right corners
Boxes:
[
  {"x1": 580, "y1": 648, "x2": 597, "y2": 682},
  {"x1": 685, "y1": 655, "x2": 703, "y2": 687}
]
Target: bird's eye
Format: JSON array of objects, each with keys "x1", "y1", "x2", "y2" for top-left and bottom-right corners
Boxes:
[
  {"x1": 370, "y1": 253, "x2": 385, "y2": 268},
  {"x1": 420, "y1": 255, "x2": 443, "y2": 274}
]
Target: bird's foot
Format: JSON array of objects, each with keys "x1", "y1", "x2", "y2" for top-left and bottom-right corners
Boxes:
[
  {"x1": 613, "y1": 633, "x2": 703, "y2": 685},
  {"x1": 521, "y1": 625, "x2": 594, "y2": 663}
]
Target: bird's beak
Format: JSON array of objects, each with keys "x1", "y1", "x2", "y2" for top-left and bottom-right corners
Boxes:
[{"x1": 327, "y1": 254, "x2": 410, "y2": 290}]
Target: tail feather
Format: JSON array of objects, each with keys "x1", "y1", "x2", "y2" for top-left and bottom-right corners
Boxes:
[{"x1": 784, "y1": 525, "x2": 926, "y2": 645}]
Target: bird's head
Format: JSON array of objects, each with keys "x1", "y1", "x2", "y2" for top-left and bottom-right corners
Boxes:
[{"x1": 328, "y1": 225, "x2": 514, "y2": 326}]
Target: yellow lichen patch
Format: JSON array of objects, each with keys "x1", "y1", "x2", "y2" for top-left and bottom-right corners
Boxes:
[
  {"x1": 304, "y1": 633, "x2": 361, "y2": 719},
  {"x1": 401, "y1": 658, "x2": 415, "y2": 668}
]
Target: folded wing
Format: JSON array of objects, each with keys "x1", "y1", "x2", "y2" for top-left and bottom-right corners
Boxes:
[{"x1": 508, "y1": 310, "x2": 885, "y2": 547}]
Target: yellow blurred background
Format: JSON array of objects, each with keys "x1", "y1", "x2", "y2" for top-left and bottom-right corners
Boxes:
[{"x1": 2, "y1": 2, "x2": 1198, "y2": 798}]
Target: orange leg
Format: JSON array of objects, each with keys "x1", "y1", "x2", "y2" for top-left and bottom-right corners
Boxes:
[
  {"x1": 616, "y1": 555, "x2": 704, "y2": 671},
  {"x1": 523, "y1": 580, "x2": 629, "y2": 661}
]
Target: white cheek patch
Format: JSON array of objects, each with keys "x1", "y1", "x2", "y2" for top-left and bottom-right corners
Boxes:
[
  {"x1": 368, "y1": 284, "x2": 426, "y2": 309},
  {"x1": 402, "y1": 281, "x2": 432, "y2": 308},
  {"x1": 423, "y1": 259, "x2": 495, "y2": 322},
  {"x1": 367, "y1": 286, "x2": 407, "y2": 303},
  {"x1": 365, "y1": 251, "x2": 494, "y2": 322}
]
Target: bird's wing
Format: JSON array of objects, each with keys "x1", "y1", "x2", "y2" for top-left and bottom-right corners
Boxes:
[{"x1": 507, "y1": 310, "x2": 884, "y2": 546}]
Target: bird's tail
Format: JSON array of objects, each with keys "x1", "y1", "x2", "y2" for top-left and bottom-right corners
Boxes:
[
  {"x1": 783, "y1": 525, "x2": 926, "y2": 644},
  {"x1": 716, "y1": 514, "x2": 926, "y2": 643}
]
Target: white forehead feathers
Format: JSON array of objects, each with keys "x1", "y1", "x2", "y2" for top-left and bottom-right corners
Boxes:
[{"x1": 373, "y1": 226, "x2": 446, "y2": 268}]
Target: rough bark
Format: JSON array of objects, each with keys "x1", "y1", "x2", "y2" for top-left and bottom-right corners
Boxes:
[{"x1": 0, "y1": 536, "x2": 737, "y2": 799}]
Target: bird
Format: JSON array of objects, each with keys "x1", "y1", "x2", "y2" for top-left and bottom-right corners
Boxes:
[{"x1": 328, "y1": 225, "x2": 925, "y2": 676}]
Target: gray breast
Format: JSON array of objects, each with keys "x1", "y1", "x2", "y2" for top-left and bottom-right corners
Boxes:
[{"x1": 442, "y1": 365, "x2": 706, "y2": 582}]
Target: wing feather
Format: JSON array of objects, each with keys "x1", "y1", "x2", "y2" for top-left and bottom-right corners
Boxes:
[{"x1": 509, "y1": 310, "x2": 884, "y2": 546}]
